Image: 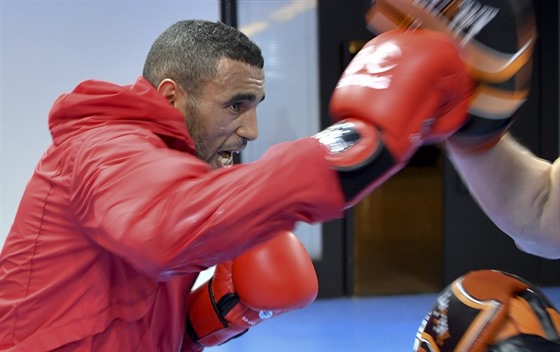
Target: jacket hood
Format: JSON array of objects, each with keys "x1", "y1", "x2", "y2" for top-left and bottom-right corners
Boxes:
[{"x1": 48, "y1": 77, "x2": 195, "y2": 153}]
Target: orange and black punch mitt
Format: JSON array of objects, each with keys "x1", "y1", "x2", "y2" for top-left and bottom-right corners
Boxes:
[{"x1": 414, "y1": 269, "x2": 560, "y2": 351}]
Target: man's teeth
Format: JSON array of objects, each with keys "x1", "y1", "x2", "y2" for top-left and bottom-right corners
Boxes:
[{"x1": 218, "y1": 151, "x2": 237, "y2": 167}]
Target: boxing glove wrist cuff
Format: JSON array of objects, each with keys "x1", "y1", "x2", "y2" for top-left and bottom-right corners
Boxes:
[
  {"x1": 314, "y1": 119, "x2": 397, "y2": 206},
  {"x1": 186, "y1": 279, "x2": 248, "y2": 347}
]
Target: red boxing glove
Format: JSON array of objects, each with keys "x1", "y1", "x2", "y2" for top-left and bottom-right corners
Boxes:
[
  {"x1": 185, "y1": 231, "x2": 318, "y2": 347},
  {"x1": 319, "y1": 29, "x2": 473, "y2": 206}
]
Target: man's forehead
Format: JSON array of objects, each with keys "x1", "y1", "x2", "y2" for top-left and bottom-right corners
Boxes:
[
  {"x1": 215, "y1": 58, "x2": 264, "y2": 81},
  {"x1": 211, "y1": 59, "x2": 264, "y2": 97}
]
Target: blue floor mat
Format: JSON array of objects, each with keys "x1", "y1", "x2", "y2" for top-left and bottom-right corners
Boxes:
[{"x1": 210, "y1": 287, "x2": 560, "y2": 351}]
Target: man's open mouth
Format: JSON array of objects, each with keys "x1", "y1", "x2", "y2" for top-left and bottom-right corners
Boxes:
[{"x1": 217, "y1": 150, "x2": 238, "y2": 168}]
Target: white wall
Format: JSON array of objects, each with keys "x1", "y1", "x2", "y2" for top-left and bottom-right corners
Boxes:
[{"x1": 0, "y1": 1, "x2": 219, "y2": 248}]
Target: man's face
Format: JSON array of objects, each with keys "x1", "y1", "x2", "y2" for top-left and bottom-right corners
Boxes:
[{"x1": 178, "y1": 58, "x2": 265, "y2": 169}]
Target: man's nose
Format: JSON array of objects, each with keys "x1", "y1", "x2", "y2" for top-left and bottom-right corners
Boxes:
[{"x1": 237, "y1": 110, "x2": 259, "y2": 141}]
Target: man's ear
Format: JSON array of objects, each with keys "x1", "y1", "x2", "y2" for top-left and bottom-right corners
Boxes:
[{"x1": 157, "y1": 79, "x2": 181, "y2": 104}]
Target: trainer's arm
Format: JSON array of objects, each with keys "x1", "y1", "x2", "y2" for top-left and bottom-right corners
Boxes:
[{"x1": 446, "y1": 133, "x2": 560, "y2": 259}]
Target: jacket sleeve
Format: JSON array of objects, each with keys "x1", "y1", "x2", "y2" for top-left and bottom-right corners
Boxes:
[{"x1": 70, "y1": 127, "x2": 345, "y2": 281}]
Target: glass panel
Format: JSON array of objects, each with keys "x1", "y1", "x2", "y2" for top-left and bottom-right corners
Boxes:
[{"x1": 237, "y1": 0, "x2": 322, "y2": 259}]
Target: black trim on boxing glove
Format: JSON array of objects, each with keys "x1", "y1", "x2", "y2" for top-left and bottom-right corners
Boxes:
[
  {"x1": 185, "y1": 278, "x2": 246, "y2": 344},
  {"x1": 185, "y1": 316, "x2": 200, "y2": 343},
  {"x1": 216, "y1": 293, "x2": 239, "y2": 322},
  {"x1": 336, "y1": 143, "x2": 395, "y2": 203},
  {"x1": 208, "y1": 282, "x2": 249, "y2": 344}
]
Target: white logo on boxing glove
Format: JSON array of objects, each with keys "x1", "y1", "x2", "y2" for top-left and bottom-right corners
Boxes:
[
  {"x1": 258, "y1": 310, "x2": 273, "y2": 319},
  {"x1": 344, "y1": 42, "x2": 401, "y2": 75},
  {"x1": 336, "y1": 42, "x2": 402, "y2": 90}
]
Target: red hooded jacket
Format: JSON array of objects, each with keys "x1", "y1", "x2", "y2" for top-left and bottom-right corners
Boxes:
[{"x1": 0, "y1": 77, "x2": 345, "y2": 351}]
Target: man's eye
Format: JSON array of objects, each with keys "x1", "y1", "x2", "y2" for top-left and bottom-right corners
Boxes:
[{"x1": 230, "y1": 102, "x2": 241, "y2": 112}]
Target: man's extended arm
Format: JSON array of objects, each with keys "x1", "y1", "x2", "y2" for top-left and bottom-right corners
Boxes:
[{"x1": 446, "y1": 134, "x2": 560, "y2": 259}]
